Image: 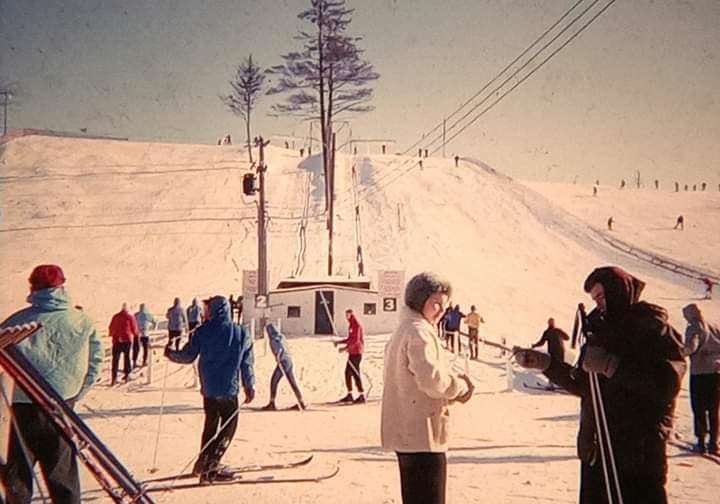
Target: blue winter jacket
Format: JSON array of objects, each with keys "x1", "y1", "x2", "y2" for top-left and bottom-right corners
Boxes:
[
  {"x1": 444, "y1": 308, "x2": 465, "y2": 331},
  {"x1": 266, "y1": 323, "x2": 293, "y2": 369},
  {"x1": 166, "y1": 303, "x2": 187, "y2": 332},
  {"x1": 0, "y1": 288, "x2": 104, "y2": 403},
  {"x1": 166, "y1": 297, "x2": 254, "y2": 398},
  {"x1": 134, "y1": 306, "x2": 156, "y2": 337}
]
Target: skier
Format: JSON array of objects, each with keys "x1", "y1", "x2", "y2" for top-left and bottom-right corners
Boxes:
[
  {"x1": 164, "y1": 296, "x2": 255, "y2": 482},
  {"x1": 443, "y1": 305, "x2": 465, "y2": 354},
  {"x1": 530, "y1": 317, "x2": 570, "y2": 364},
  {"x1": 607, "y1": 216, "x2": 614, "y2": 231},
  {"x1": 465, "y1": 305, "x2": 485, "y2": 360},
  {"x1": 514, "y1": 266, "x2": 685, "y2": 503},
  {"x1": 261, "y1": 323, "x2": 306, "y2": 411},
  {"x1": 0, "y1": 264, "x2": 103, "y2": 503},
  {"x1": 454, "y1": 154, "x2": 460, "y2": 167},
  {"x1": 681, "y1": 304, "x2": 720, "y2": 455},
  {"x1": 702, "y1": 277, "x2": 714, "y2": 300},
  {"x1": 133, "y1": 303, "x2": 156, "y2": 367},
  {"x1": 334, "y1": 309, "x2": 365, "y2": 403},
  {"x1": 187, "y1": 298, "x2": 203, "y2": 333},
  {"x1": 166, "y1": 297, "x2": 188, "y2": 351},
  {"x1": 674, "y1": 214, "x2": 684, "y2": 230},
  {"x1": 381, "y1": 272, "x2": 473, "y2": 504},
  {"x1": 109, "y1": 303, "x2": 138, "y2": 384}
]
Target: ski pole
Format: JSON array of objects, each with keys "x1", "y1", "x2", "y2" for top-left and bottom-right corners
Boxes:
[{"x1": 149, "y1": 355, "x2": 170, "y2": 473}]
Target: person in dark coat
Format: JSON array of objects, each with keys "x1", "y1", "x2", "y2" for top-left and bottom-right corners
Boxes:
[
  {"x1": 443, "y1": 305, "x2": 465, "y2": 354},
  {"x1": 531, "y1": 317, "x2": 570, "y2": 364},
  {"x1": 515, "y1": 266, "x2": 685, "y2": 504},
  {"x1": 165, "y1": 296, "x2": 255, "y2": 482}
]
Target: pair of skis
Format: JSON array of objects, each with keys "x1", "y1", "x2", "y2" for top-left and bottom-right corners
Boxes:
[
  {"x1": 0, "y1": 323, "x2": 153, "y2": 503},
  {"x1": 142, "y1": 454, "x2": 340, "y2": 492}
]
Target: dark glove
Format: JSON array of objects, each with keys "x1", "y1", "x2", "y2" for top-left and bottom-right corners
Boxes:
[
  {"x1": 243, "y1": 387, "x2": 255, "y2": 404},
  {"x1": 581, "y1": 346, "x2": 620, "y2": 377},
  {"x1": 163, "y1": 345, "x2": 172, "y2": 357},
  {"x1": 513, "y1": 347, "x2": 551, "y2": 371}
]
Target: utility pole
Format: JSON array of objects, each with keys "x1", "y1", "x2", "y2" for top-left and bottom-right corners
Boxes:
[
  {"x1": 1, "y1": 91, "x2": 11, "y2": 136},
  {"x1": 327, "y1": 132, "x2": 336, "y2": 276},
  {"x1": 254, "y1": 136, "x2": 270, "y2": 302}
]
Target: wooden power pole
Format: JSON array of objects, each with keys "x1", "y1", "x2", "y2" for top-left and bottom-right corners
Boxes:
[
  {"x1": 254, "y1": 136, "x2": 270, "y2": 300},
  {"x1": 327, "y1": 132, "x2": 336, "y2": 276}
]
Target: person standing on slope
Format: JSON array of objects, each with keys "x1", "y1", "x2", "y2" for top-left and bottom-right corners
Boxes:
[
  {"x1": 682, "y1": 303, "x2": 720, "y2": 455},
  {"x1": 166, "y1": 297, "x2": 188, "y2": 351},
  {"x1": 515, "y1": 266, "x2": 685, "y2": 503},
  {"x1": 165, "y1": 296, "x2": 255, "y2": 482},
  {"x1": 0, "y1": 264, "x2": 103, "y2": 503},
  {"x1": 261, "y1": 323, "x2": 306, "y2": 411},
  {"x1": 334, "y1": 309, "x2": 365, "y2": 404},
  {"x1": 133, "y1": 303, "x2": 156, "y2": 367},
  {"x1": 108, "y1": 303, "x2": 139, "y2": 384},
  {"x1": 382, "y1": 272, "x2": 474, "y2": 504},
  {"x1": 443, "y1": 305, "x2": 465, "y2": 354},
  {"x1": 465, "y1": 305, "x2": 485, "y2": 360},
  {"x1": 531, "y1": 317, "x2": 570, "y2": 364},
  {"x1": 187, "y1": 298, "x2": 204, "y2": 334}
]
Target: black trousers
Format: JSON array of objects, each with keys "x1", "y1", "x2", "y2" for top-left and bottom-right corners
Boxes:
[
  {"x1": 111, "y1": 342, "x2": 132, "y2": 384},
  {"x1": 345, "y1": 354, "x2": 363, "y2": 393},
  {"x1": 690, "y1": 373, "x2": 720, "y2": 445},
  {"x1": 133, "y1": 336, "x2": 149, "y2": 366},
  {"x1": 579, "y1": 441, "x2": 668, "y2": 504},
  {"x1": 468, "y1": 327, "x2": 479, "y2": 359},
  {"x1": 396, "y1": 452, "x2": 446, "y2": 504},
  {"x1": 1, "y1": 402, "x2": 81, "y2": 504},
  {"x1": 194, "y1": 396, "x2": 239, "y2": 474},
  {"x1": 168, "y1": 329, "x2": 181, "y2": 350}
]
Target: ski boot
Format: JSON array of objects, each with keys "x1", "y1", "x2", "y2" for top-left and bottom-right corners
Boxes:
[
  {"x1": 353, "y1": 394, "x2": 366, "y2": 404},
  {"x1": 260, "y1": 401, "x2": 277, "y2": 411},
  {"x1": 695, "y1": 438, "x2": 707, "y2": 454},
  {"x1": 338, "y1": 393, "x2": 353, "y2": 403}
]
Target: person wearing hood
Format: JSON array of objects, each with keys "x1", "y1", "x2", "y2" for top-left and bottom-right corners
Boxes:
[
  {"x1": 186, "y1": 298, "x2": 204, "y2": 333},
  {"x1": 166, "y1": 297, "x2": 188, "y2": 350},
  {"x1": 164, "y1": 296, "x2": 255, "y2": 482},
  {"x1": 261, "y1": 324, "x2": 306, "y2": 411},
  {"x1": 382, "y1": 272, "x2": 474, "y2": 504},
  {"x1": 334, "y1": 309, "x2": 365, "y2": 404},
  {"x1": 515, "y1": 266, "x2": 686, "y2": 503},
  {"x1": 108, "y1": 303, "x2": 139, "y2": 385},
  {"x1": 0, "y1": 264, "x2": 103, "y2": 503},
  {"x1": 133, "y1": 303, "x2": 156, "y2": 367},
  {"x1": 681, "y1": 303, "x2": 720, "y2": 454}
]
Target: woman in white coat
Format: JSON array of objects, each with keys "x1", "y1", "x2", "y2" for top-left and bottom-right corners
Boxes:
[{"x1": 381, "y1": 272, "x2": 474, "y2": 504}]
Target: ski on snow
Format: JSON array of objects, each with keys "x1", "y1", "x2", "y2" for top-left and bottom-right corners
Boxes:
[
  {"x1": 142, "y1": 454, "x2": 315, "y2": 484},
  {"x1": 145, "y1": 464, "x2": 340, "y2": 492},
  {"x1": 669, "y1": 438, "x2": 720, "y2": 466}
]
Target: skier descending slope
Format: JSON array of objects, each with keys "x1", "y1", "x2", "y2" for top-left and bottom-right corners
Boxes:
[
  {"x1": 0, "y1": 264, "x2": 104, "y2": 503},
  {"x1": 165, "y1": 295, "x2": 255, "y2": 483},
  {"x1": 515, "y1": 266, "x2": 685, "y2": 504}
]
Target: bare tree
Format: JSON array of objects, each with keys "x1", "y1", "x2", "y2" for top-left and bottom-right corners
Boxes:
[
  {"x1": 267, "y1": 0, "x2": 379, "y2": 209},
  {"x1": 221, "y1": 55, "x2": 266, "y2": 163}
]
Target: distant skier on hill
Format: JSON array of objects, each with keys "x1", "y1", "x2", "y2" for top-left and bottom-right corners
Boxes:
[
  {"x1": 702, "y1": 277, "x2": 714, "y2": 300},
  {"x1": 334, "y1": 309, "x2": 365, "y2": 403},
  {"x1": 165, "y1": 296, "x2": 255, "y2": 482},
  {"x1": 674, "y1": 214, "x2": 684, "y2": 230},
  {"x1": 166, "y1": 297, "x2": 188, "y2": 350},
  {"x1": 261, "y1": 323, "x2": 306, "y2": 411},
  {"x1": 607, "y1": 216, "x2": 614, "y2": 231}
]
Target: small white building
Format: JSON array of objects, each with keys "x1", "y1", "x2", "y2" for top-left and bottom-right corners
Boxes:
[{"x1": 246, "y1": 277, "x2": 400, "y2": 337}]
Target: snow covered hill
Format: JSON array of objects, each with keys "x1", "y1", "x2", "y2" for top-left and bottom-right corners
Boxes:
[{"x1": 1, "y1": 135, "x2": 719, "y2": 503}]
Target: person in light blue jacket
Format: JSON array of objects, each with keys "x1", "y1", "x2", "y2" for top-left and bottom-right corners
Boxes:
[
  {"x1": 0, "y1": 264, "x2": 103, "y2": 503},
  {"x1": 165, "y1": 296, "x2": 255, "y2": 482},
  {"x1": 133, "y1": 303, "x2": 156, "y2": 367},
  {"x1": 261, "y1": 323, "x2": 306, "y2": 411},
  {"x1": 186, "y1": 298, "x2": 203, "y2": 332},
  {"x1": 166, "y1": 297, "x2": 187, "y2": 350}
]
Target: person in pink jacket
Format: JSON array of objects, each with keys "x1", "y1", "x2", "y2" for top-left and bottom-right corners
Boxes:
[
  {"x1": 108, "y1": 303, "x2": 139, "y2": 385},
  {"x1": 381, "y1": 272, "x2": 474, "y2": 504},
  {"x1": 334, "y1": 309, "x2": 366, "y2": 403}
]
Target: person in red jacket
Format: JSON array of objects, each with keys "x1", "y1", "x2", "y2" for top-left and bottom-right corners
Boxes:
[
  {"x1": 108, "y1": 303, "x2": 139, "y2": 385},
  {"x1": 334, "y1": 309, "x2": 365, "y2": 403}
]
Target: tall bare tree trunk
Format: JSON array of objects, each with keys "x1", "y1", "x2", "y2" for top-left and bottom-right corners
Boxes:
[{"x1": 245, "y1": 99, "x2": 254, "y2": 164}]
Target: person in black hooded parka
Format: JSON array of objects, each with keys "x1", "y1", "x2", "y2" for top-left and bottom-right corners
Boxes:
[{"x1": 515, "y1": 266, "x2": 686, "y2": 504}]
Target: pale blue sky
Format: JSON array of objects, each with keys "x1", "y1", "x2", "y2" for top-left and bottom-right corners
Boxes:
[{"x1": 2, "y1": 0, "x2": 719, "y2": 184}]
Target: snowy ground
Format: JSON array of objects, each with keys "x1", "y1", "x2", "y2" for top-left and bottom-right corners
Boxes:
[{"x1": 1, "y1": 136, "x2": 718, "y2": 502}]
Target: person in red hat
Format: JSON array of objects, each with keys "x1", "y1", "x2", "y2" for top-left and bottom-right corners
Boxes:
[{"x1": 1, "y1": 264, "x2": 103, "y2": 503}]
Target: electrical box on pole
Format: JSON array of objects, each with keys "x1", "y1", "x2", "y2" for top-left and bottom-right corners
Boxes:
[{"x1": 242, "y1": 173, "x2": 256, "y2": 195}]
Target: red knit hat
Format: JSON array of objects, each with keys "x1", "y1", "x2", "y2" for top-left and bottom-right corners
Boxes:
[{"x1": 29, "y1": 264, "x2": 66, "y2": 292}]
